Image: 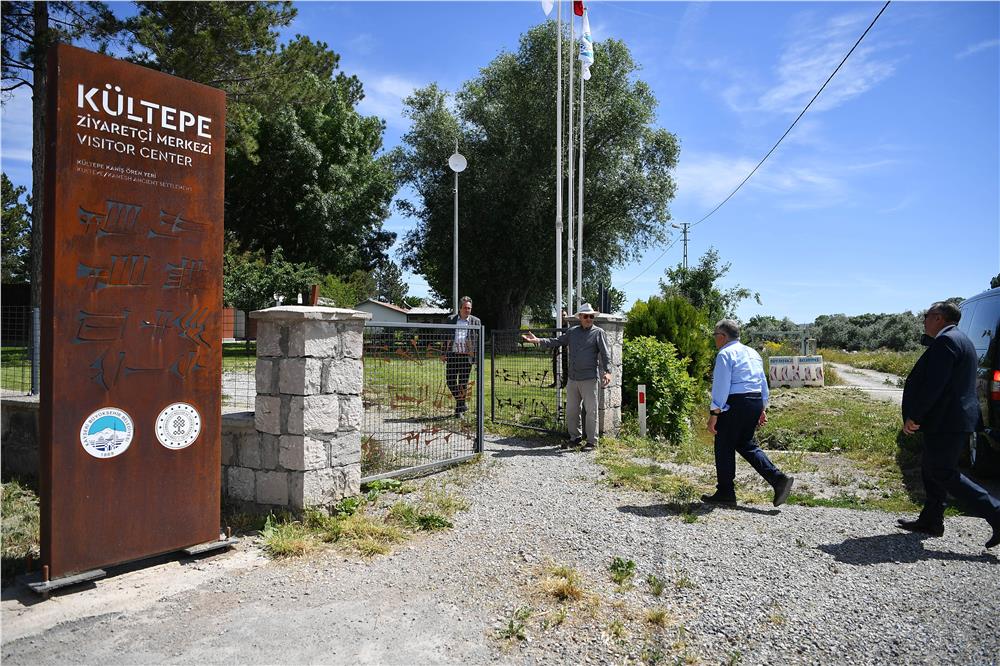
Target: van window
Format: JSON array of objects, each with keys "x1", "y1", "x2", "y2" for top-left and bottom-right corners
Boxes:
[{"x1": 961, "y1": 297, "x2": 1000, "y2": 355}]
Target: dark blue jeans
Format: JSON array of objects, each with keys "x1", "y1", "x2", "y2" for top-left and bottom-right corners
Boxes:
[
  {"x1": 714, "y1": 393, "x2": 783, "y2": 495},
  {"x1": 920, "y1": 432, "x2": 1000, "y2": 525}
]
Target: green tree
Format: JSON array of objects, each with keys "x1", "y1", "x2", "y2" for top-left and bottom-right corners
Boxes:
[
  {"x1": 373, "y1": 259, "x2": 409, "y2": 305},
  {"x1": 223, "y1": 245, "x2": 320, "y2": 318},
  {"x1": 318, "y1": 270, "x2": 376, "y2": 308},
  {"x1": 624, "y1": 296, "x2": 713, "y2": 380},
  {"x1": 659, "y1": 247, "x2": 760, "y2": 324},
  {"x1": 2, "y1": 1, "x2": 122, "y2": 305},
  {"x1": 124, "y1": 2, "x2": 397, "y2": 273},
  {"x1": 396, "y1": 22, "x2": 678, "y2": 331},
  {"x1": 1, "y1": 173, "x2": 31, "y2": 283},
  {"x1": 991, "y1": 274, "x2": 1000, "y2": 289}
]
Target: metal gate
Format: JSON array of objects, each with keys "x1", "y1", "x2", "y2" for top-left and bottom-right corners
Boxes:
[
  {"x1": 361, "y1": 321, "x2": 484, "y2": 481},
  {"x1": 490, "y1": 328, "x2": 565, "y2": 433}
]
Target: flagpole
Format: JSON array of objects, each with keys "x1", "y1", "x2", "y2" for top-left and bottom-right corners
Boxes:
[
  {"x1": 577, "y1": 73, "x2": 585, "y2": 312},
  {"x1": 567, "y1": 9, "x2": 575, "y2": 313},
  {"x1": 555, "y1": 0, "x2": 563, "y2": 334}
]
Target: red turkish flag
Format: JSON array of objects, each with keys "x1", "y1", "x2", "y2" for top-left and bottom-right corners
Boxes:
[{"x1": 573, "y1": 1, "x2": 585, "y2": 16}]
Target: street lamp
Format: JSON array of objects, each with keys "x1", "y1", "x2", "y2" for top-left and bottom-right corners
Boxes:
[{"x1": 448, "y1": 143, "x2": 467, "y2": 313}]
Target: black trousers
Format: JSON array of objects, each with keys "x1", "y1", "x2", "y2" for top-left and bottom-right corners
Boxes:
[
  {"x1": 714, "y1": 393, "x2": 782, "y2": 494},
  {"x1": 920, "y1": 432, "x2": 1000, "y2": 525},
  {"x1": 445, "y1": 353, "x2": 473, "y2": 407}
]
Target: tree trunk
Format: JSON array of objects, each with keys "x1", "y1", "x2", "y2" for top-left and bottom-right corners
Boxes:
[{"x1": 29, "y1": 1, "x2": 49, "y2": 309}]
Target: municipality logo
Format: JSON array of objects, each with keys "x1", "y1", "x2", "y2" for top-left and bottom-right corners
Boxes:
[
  {"x1": 155, "y1": 402, "x2": 201, "y2": 450},
  {"x1": 79, "y1": 408, "x2": 134, "y2": 458}
]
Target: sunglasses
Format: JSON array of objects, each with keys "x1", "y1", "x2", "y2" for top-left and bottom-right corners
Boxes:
[{"x1": 580, "y1": 314, "x2": 595, "y2": 319}]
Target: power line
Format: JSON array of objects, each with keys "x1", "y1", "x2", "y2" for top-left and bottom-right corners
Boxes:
[{"x1": 619, "y1": 0, "x2": 892, "y2": 289}]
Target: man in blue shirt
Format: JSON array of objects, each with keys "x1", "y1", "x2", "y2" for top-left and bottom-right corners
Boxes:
[{"x1": 703, "y1": 319, "x2": 794, "y2": 507}]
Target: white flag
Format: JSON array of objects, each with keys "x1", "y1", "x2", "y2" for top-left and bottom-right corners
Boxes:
[
  {"x1": 541, "y1": 0, "x2": 553, "y2": 16},
  {"x1": 579, "y1": 9, "x2": 594, "y2": 80}
]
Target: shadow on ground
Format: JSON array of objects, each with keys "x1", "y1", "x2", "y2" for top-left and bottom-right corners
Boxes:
[
  {"x1": 617, "y1": 502, "x2": 780, "y2": 518},
  {"x1": 817, "y1": 532, "x2": 999, "y2": 566}
]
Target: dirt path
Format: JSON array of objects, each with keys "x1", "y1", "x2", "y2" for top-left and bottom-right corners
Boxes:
[{"x1": 828, "y1": 362, "x2": 904, "y2": 405}]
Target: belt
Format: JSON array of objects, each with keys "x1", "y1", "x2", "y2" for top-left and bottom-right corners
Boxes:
[{"x1": 729, "y1": 392, "x2": 761, "y2": 399}]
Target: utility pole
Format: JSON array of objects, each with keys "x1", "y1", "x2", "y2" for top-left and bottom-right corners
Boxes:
[{"x1": 671, "y1": 222, "x2": 690, "y2": 270}]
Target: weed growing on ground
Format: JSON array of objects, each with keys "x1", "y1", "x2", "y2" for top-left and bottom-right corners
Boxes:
[
  {"x1": 497, "y1": 606, "x2": 532, "y2": 641},
  {"x1": 609, "y1": 557, "x2": 637, "y2": 585},
  {"x1": 540, "y1": 606, "x2": 568, "y2": 630},
  {"x1": 607, "y1": 618, "x2": 627, "y2": 641},
  {"x1": 540, "y1": 564, "x2": 584, "y2": 601},
  {"x1": 646, "y1": 574, "x2": 665, "y2": 597},
  {"x1": 261, "y1": 514, "x2": 317, "y2": 558},
  {"x1": 674, "y1": 571, "x2": 696, "y2": 590},
  {"x1": 387, "y1": 502, "x2": 452, "y2": 531},
  {"x1": 1, "y1": 480, "x2": 40, "y2": 581},
  {"x1": 645, "y1": 607, "x2": 671, "y2": 626}
]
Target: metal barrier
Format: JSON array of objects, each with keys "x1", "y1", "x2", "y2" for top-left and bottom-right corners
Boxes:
[
  {"x1": 221, "y1": 309, "x2": 256, "y2": 412},
  {"x1": 1, "y1": 305, "x2": 34, "y2": 396},
  {"x1": 490, "y1": 328, "x2": 565, "y2": 433},
  {"x1": 361, "y1": 321, "x2": 484, "y2": 481}
]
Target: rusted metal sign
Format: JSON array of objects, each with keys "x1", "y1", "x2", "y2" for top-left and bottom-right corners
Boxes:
[{"x1": 40, "y1": 44, "x2": 225, "y2": 578}]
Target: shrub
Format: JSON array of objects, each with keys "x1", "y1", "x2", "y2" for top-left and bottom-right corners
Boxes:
[
  {"x1": 624, "y1": 296, "x2": 713, "y2": 380},
  {"x1": 622, "y1": 336, "x2": 699, "y2": 443}
]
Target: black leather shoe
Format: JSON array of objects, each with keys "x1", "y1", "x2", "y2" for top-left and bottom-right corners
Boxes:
[
  {"x1": 986, "y1": 523, "x2": 1000, "y2": 549},
  {"x1": 897, "y1": 518, "x2": 944, "y2": 537},
  {"x1": 700, "y1": 492, "x2": 737, "y2": 506},
  {"x1": 772, "y1": 475, "x2": 794, "y2": 507},
  {"x1": 581, "y1": 441, "x2": 596, "y2": 451}
]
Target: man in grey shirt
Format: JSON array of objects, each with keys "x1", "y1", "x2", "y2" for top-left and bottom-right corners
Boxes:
[{"x1": 522, "y1": 303, "x2": 612, "y2": 450}]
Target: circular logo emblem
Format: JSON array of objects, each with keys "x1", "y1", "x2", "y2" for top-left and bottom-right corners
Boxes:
[
  {"x1": 80, "y1": 408, "x2": 134, "y2": 459},
  {"x1": 155, "y1": 402, "x2": 201, "y2": 450}
]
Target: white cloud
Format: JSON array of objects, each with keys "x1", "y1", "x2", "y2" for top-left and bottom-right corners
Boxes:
[
  {"x1": 348, "y1": 33, "x2": 377, "y2": 57},
  {"x1": 355, "y1": 73, "x2": 423, "y2": 128},
  {"x1": 955, "y1": 38, "x2": 1000, "y2": 60},
  {"x1": 719, "y1": 9, "x2": 899, "y2": 117},
  {"x1": 673, "y1": 152, "x2": 845, "y2": 209},
  {"x1": 759, "y1": 12, "x2": 897, "y2": 114}
]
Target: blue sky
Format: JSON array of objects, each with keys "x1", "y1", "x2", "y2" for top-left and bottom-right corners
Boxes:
[{"x1": 3, "y1": 1, "x2": 998, "y2": 322}]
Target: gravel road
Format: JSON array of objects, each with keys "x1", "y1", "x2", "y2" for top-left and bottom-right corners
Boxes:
[
  {"x1": 4, "y1": 433, "x2": 999, "y2": 665},
  {"x1": 828, "y1": 362, "x2": 904, "y2": 405}
]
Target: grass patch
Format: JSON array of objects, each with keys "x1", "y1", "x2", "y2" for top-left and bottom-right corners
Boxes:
[
  {"x1": 646, "y1": 573, "x2": 665, "y2": 596},
  {"x1": 596, "y1": 439, "x2": 709, "y2": 499},
  {"x1": 819, "y1": 348, "x2": 921, "y2": 378},
  {"x1": 387, "y1": 501, "x2": 453, "y2": 531},
  {"x1": 261, "y1": 513, "x2": 317, "y2": 558},
  {"x1": 645, "y1": 607, "x2": 672, "y2": 626},
  {"x1": 540, "y1": 564, "x2": 585, "y2": 601},
  {"x1": 1, "y1": 479, "x2": 40, "y2": 581}
]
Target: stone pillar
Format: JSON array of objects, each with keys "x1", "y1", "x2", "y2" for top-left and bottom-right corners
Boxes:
[
  {"x1": 249, "y1": 306, "x2": 370, "y2": 509},
  {"x1": 564, "y1": 313, "x2": 625, "y2": 438}
]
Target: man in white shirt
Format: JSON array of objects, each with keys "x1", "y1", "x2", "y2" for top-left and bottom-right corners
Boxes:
[{"x1": 444, "y1": 296, "x2": 481, "y2": 417}]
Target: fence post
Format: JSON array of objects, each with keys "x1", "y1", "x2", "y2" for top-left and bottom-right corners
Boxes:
[
  {"x1": 638, "y1": 383, "x2": 646, "y2": 438},
  {"x1": 249, "y1": 305, "x2": 371, "y2": 509},
  {"x1": 31, "y1": 307, "x2": 40, "y2": 395}
]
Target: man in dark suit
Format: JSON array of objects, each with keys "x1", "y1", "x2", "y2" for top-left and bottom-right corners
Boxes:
[
  {"x1": 444, "y1": 296, "x2": 481, "y2": 417},
  {"x1": 900, "y1": 301, "x2": 1000, "y2": 548}
]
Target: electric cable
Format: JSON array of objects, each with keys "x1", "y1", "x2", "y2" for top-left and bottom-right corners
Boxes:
[{"x1": 619, "y1": 0, "x2": 891, "y2": 289}]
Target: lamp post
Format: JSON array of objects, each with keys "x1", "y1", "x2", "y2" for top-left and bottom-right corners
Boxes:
[{"x1": 448, "y1": 143, "x2": 467, "y2": 313}]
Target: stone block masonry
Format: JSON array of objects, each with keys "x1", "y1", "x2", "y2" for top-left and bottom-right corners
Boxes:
[{"x1": 222, "y1": 306, "x2": 370, "y2": 513}]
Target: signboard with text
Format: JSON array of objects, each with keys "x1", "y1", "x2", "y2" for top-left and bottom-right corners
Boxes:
[
  {"x1": 768, "y1": 356, "x2": 825, "y2": 388},
  {"x1": 40, "y1": 45, "x2": 225, "y2": 577}
]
